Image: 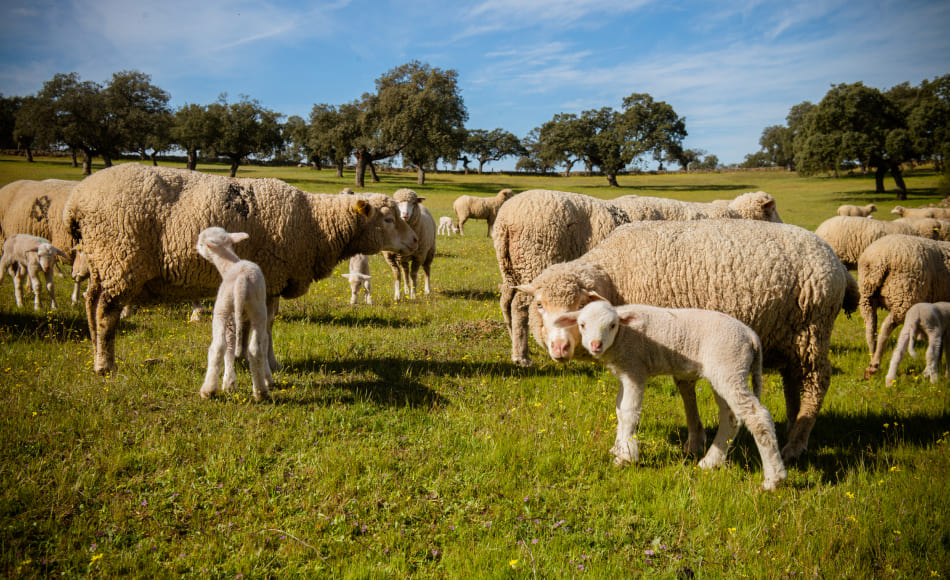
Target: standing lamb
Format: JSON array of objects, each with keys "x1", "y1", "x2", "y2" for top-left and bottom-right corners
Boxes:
[
  {"x1": 0, "y1": 234, "x2": 70, "y2": 310},
  {"x1": 858, "y1": 234, "x2": 950, "y2": 378},
  {"x1": 64, "y1": 163, "x2": 418, "y2": 375},
  {"x1": 437, "y1": 216, "x2": 458, "y2": 236},
  {"x1": 891, "y1": 205, "x2": 950, "y2": 219},
  {"x1": 837, "y1": 203, "x2": 877, "y2": 217},
  {"x1": 453, "y1": 188, "x2": 515, "y2": 236},
  {"x1": 553, "y1": 299, "x2": 785, "y2": 490},
  {"x1": 341, "y1": 254, "x2": 372, "y2": 305},
  {"x1": 884, "y1": 301, "x2": 950, "y2": 386},
  {"x1": 196, "y1": 227, "x2": 271, "y2": 401},
  {"x1": 515, "y1": 219, "x2": 858, "y2": 462},
  {"x1": 383, "y1": 188, "x2": 436, "y2": 301},
  {"x1": 493, "y1": 189, "x2": 783, "y2": 367}
]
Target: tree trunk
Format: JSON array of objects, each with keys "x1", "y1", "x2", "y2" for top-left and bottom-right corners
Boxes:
[
  {"x1": 354, "y1": 152, "x2": 367, "y2": 187},
  {"x1": 416, "y1": 165, "x2": 425, "y2": 185},
  {"x1": 335, "y1": 163, "x2": 344, "y2": 179},
  {"x1": 186, "y1": 149, "x2": 198, "y2": 170},
  {"x1": 149, "y1": 152, "x2": 158, "y2": 166},
  {"x1": 874, "y1": 166, "x2": 886, "y2": 193},
  {"x1": 369, "y1": 161, "x2": 380, "y2": 183},
  {"x1": 81, "y1": 150, "x2": 93, "y2": 176},
  {"x1": 24, "y1": 147, "x2": 33, "y2": 163},
  {"x1": 477, "y1": 160, "x2": 485, "y2": 175},
  {"x1": 102, "y1": 154, "x2": 113, "y2": 168},
  {"x1": 71, "y1": 150, "x2": 78, "y2": 168},
  {"x1": 229, "y1": 158, "x2": 240, "y2": 178},
  {"x1": 606, "y1": 171, "x2": 619, "y2": 187},
  {"x1": 890, "y1": 163, "x2": 908, "y2": 200},
  {"x1": 563, "y1": 160, "x2": 575, "y2": 177}
]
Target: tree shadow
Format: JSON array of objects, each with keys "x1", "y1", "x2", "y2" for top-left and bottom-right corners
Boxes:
[
  {"x1": 440, "y1": 289, "x2": 500, "y2": 302},
  {"x1": 277, "y1": 310, "x2": 418, "y2": 329},
  {"x1": 0, "y1": 309, "x2": 92, "y2": 343}
]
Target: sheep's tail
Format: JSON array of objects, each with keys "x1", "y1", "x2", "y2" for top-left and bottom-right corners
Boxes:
[
  {"x1": 750, "y1": 338, "x2": 763, "y2": 399},
  {"x1": 841, "y1": 271, "x2": 860, "y2": 316}
]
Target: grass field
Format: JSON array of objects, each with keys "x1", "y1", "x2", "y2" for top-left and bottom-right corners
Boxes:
[{"x1": 1, "y1": 156, "x2": 948, "y2": 578}]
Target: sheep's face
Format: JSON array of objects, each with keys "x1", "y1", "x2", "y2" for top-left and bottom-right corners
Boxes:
[
  {"x1": 575, "y1": 301, "x2": 621, "y2": 356},
  {"x1": 352, "y1": 196, "x2": 418, "y2": 254},
  {"x1": 397, "y1": 199, "x2": 423, "y2": 221},
  {"x1": 517, "y1": 279, "x2": 598, "y2": 362},
  {"x1": 35, "y1": 243, "x2": 68, "y2": 272}
]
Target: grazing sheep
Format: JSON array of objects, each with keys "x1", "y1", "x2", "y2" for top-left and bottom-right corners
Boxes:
[
  {"x1": 515, "y1": 219, "x2": 858, "y2": 462},
  {"x1": 0, "y1": 179, "x2": 77, "y2": 257},
  {"x1": 885, "y1": 301, "x2": 950, "y2": 386},
  {"x1": 815, "y1": 216, "x2": 950, "y2": 269},
  {"x1": 437, "y1": 216, "x2": 459, "y2": 236},
  {"x1": 891, "y1": 205, "x2": 950, "y2": 219},
  {"x1": 340, "y1": 188, "x2": 355, "y2": 195},
  {"x1": 493, "y1": 189, "x2": 783, "y2": 367},
  {"x1": 0, "y1": 234, "x2": 70, "y2": 310},
  {"x1": 341, "y1": 254, "x2": 372, "y2": 305},
  {"x1": 64, "y1": 163, "x2": 418, "y2": 375},
  {"x1": 384, "y1": 188, "x2": 436, "y2": 300},
  {"x1": 196, "y1": 227, "x2": 271, "y2": 401},
  {"x1": 453, "y1": 188, "x2": 515, "y2": 236},
  {"x1": 553, "y1": 299, "x2": 785, "y2": 490},
  {"x1": 858, "y1": 235, "x2": 950, "y2": 378},
  {"x1": 837, "y1": 203, "x2": 877, "y2": 217}
]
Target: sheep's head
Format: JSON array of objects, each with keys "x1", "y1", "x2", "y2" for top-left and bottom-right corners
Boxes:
[
  {"x1": 34, "y1": 243, "x2": 69, "y2": 272},
  {"x1": 729, "y1": 191, "x2": 782, "y2": 223},
  {"x1": 349, "y1": 194, "x2": 418, "y2": 255},
  {"x1": 196, "y1": 226, "x2": 249, "y2": 264},
  {"x1": 891, "y1": 206, "x2": 905, "y2": 216},
  {"x1": 393, "y1": 188, "x2": 425, "y2": 221},
  {"x1": 499, "y1": 188, "x2": 515, "y2": 201},
  {"x1": 552, "y1": 299, "x2": 646, "y2": 357}
]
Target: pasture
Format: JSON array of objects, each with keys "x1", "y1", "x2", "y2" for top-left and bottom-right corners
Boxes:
[{"x1": 1, "y1": 156, "x2": 948, "y2": 578}]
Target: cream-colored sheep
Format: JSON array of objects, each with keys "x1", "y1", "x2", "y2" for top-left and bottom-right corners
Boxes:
[
  {"x1": 493, "y1": 189, "x2": 783, "y2": 367},
  {"x1": 64, "y1": 163, "x2": 418, "y2": 375},
  {"x1": 858, "y1": 234, "x2": 950, "y2": 378},
  {"x1": 384, "y1": 188, "x2": 436, "y2": 301},
  {"x1": 341, "y1": 254, "x2": 372, "y2": 305},
  {"x1": 0, "y1": 234, "x2": 70, "y2": 310},
  {"x1": 891, "y1": 205, "x2": 950, "y2": 219},
  {"x1": 837, "y1": 203, "x2": 877, "y2": 217},
  {"x1": 437, "y1": 216, "x2": 458, "y2": 235},
  {"x1": 453, "y1": 188, "x2": 515, "y2": 236},
  {"x1": 553, "y1": 299, "x2": 785, "y2": 490},
  {"x1": 885, "y1": 301, "x2": 950, "y2": 386},
  {"x1": 0, "y1": 179, "x2": 77, "y2": 256},
  {"x1": 815, "y1": 216, "x2": 950, "y2": 269},
  {"x1": 515, "y1": 219, "x2": 858, "y2": 462}
]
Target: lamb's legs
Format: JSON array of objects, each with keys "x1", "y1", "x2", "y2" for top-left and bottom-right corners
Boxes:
[
  {"x1": 611, "y1": 369, "x2": 647, "y2": 465},
  {"x1": 924, "y1": 331, "x2": 942, "y2": 383},
  {"x1": 200, "y1": 313, "x2": 230, "y2": 398},
  {"x1": 698, "y1": 391, "x2": 740, "y2": 470},
  {"x1": 247, "y1": 327, "x2": 272, "y2": 401},
  {"x1": 42, "y1": 269, "x2": 58, "y2": 310},
  {"x1": 675, "y1": 378, "x2": 706, "y2": 457}
]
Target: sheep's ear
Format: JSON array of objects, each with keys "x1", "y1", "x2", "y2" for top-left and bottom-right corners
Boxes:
[
  {"x1": 229, "y1": 232, "x2": 250, "y2": 245},
  {"x1": 552, "y1": 311, "x2": 580, "y2": 329},
  {"x1": 582, "y1": 290, "x2": 608, "y2": 305},
  {"x1": 515, "y1": 284, "x2": 536, "y2": 295},
  {"x1": 616, "y1": 306, "x2": 644, "y2": 329},
  {"x1": 353, "y1": 199, "x2": 372, "y2": 216},
  {"x1": 762, "y1": 198, "x2": 775, "y2": 212},
  {"x1": 416, "y1": 197, "x2": 426, "y2": 203}
]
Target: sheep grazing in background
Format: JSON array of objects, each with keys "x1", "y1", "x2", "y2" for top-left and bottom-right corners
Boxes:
[
  {"x1": 837, "y1": 203, "x2": 877, "y2": 217},
  {"x1": 64, "y1": 163, "x2": 418, "y2": 375},
  {"x1": 196, "y1": 227, "x2": 271, "y2": 402},
  {"x1": 858, "y1": 234, "x2": 950, "y2": 378},
  {"x1": 341, "y1": 254, "x2": 372, "y2": 305},
  {"x1": 340, "y1": 188, "x2": 355, "y2": 195},
  {"x1": 815, "y1": 216, "x2": 950, "y2": 269},
  {"x1": 515, "y1": 219, "x2": 858, "y2": 462},
  {"x1": 453, "y1": 188, "x2": 515, "y2": 236},
  {"x1": 437, "y1": 216, "x2": 459, "y2": 236},
  {"x1": 0, "y1": 233, "x2": 70, "y2": 310},
  {"x1": 493, "y1": 189, "x2": 783, "y2": 367},
  {"x1": 384, "y1": 188, "x2": 436, "y2": 300},
  {"x1": 891, "y1": 205, "x2": 950, "y2": 219},
  {"x1": 553, "y1": 298, "x2": 785, "y2": 490},
  {"x1": 0, "y1": 179, "x2": 77, "y2": 254},
  {"x1": 885, "y1": 301, "x2": 950, "y2": 386}
]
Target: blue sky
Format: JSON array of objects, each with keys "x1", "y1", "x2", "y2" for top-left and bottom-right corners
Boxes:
[{"x1": 1, "y1": 0, "x2": 947, "y2": 169}]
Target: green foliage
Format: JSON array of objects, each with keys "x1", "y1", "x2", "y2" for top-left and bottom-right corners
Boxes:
[{"x1": 0, "y1": 158, "x2": 948, "y2": 577}]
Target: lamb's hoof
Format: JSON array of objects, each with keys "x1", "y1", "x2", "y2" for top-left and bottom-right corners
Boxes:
[
  {"x1": 513, "y1": 357, "x2": 534, "y2": 368},
  {"x1": 863, "y1": 366, "x2": 879, "y2": 379},
  {"x1": 254, "y1": 391, "x2": 272, "y2": 402},
  {"x1": 199, "y1": 388, "x2": 218, "y2": 399},
  {"x1": 780, "y1": 443, "x2": 804, "y2": 463}
]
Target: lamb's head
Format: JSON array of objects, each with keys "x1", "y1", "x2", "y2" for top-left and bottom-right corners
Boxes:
[
  {"x1": 729, "y1": 191, "x2": 782, "y2": 223},
  {"x1": 196, "y1": 226, "x2": 249, "y2": 266},
  {"x1": 34, "y1": 242, "x2": 69, "y2": 272},
  {"x1": 393, "y1": 188, "x2": 426, "y2": 222},
  {"x1": 348, "y1": 194, "x2": 418, "y2": 255},
  {"x1": 552, "y1": 299, "x2": 645, "y2": 357},
  {"x1": 891, "y1": 206, "x2": 906, "y2": 216},
  {"x1": 498, "y1": 188, "x2": 515, "y2": 201}
]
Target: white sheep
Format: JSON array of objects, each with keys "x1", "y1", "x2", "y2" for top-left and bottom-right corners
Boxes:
[
  {"x1": 891, "y1": 205, "x2": 950, "y2": 219},
  {"x1": 837, "y1": 203, "x2": 877, "y2": 217},
  {"x1": 64, "y1": 163, "x2": 418, "y2": 375},
  {"x1": 493, "y1": 189, "x2": 783, "y2": 367},
  {"x1": 552, "y1": 299, "x2": 786, "y2": 490},
  {"x1": 437, "y1": 216, "x2": 459, "y2": 236},
  {"x1": 515, "y1": 219, "x2": 858, "y2": 462},
  {"x1": 384, "y1": 188, "x2": 436, "y2": 300},
  {"x1": 0, "y1": 234, "x2": 70, "y2": 310},
  {"x1": 815, "y1": 216, "x2": 950, "y2": 269},
  {"x1": 341, "y1": 253, "x2": 372, "y2": 305},
  {"x1": 885, "y1": 301, "x2": 950, "y2": 386},
  {"x1": 858, "y1": 234, "x2": 950, "y2": 378},
  {"x1": 453, "y1": 188, "x2": 515, "y2": 236},
  {"x1": 196, "y1": 227, "x2": 271, "y2": 401},
  {"x1": 0, "y1": 179, "x2": 77, "y2": 252}
]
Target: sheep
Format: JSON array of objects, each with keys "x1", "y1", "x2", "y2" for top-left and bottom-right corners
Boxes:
[
  {"x1": 195, "y1": 227, "x2": 271, "y2": 401},
  {"x1": 815, "y1": 216, "x2": 950, "y2": 269},
  {"x1": 341, "y1": 253, "x2": 372, "y2": 305},
  {"x1": 837, "y1": 203, "x2": 877, "y2": 217},
  {"x1": 514, "y1": 219, "x2": 858, "y2": 462},
  {"x1": 552, "y1": 298, "x2": 786, "y2": 490},
  {"x1": 0, "y1": 234, "x2": 70, "y2": 310},
  {"x1": 493, "y1": 189, "x2": 783, "y2": 367},
  {"x1": 437, "y1": 216, "x2": 459, "y2": 236},
  {"x1": 63, "y1": 163, "x2": 418, "y2": 375},
  {"x1": 0, "y1": 179, "x2": 77, "y2": 257},
  {"x1": 453, "y1": 188, "x2": 515, "y2": 236},
  {"x1": 858, "y1": 234, "x2": 950, "y2": 378},
  {"x1": 884, "y1": 301, "x2": 950, "y2": 386},
  {"x1": 383, "y1": 188, "x2": 436, "y2": 301},
  {"x1": 891, "y1": 205, "x2": 950, "y2": 219}
]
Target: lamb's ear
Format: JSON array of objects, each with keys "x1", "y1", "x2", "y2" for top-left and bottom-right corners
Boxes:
[
  {"x1": 515, "y1": 284, "x2": 536, "y2": 295},
  {"x1": 229, "y1": 232, "x2": 250, "y2": 245},
  {"x1": 582, "y1": 290, "x2": 608, "y2": 305},
  {"x1": 353, "y1": 199, "x2": 372, "y2": 216},
  {"x1": 616, "y1": 306, "x2": 645, "y2": 329},
  {"x1": 552, "y1": 311, "x2": 580, "y2": 329}
]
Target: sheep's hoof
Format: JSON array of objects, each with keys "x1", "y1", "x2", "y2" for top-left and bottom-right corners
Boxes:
[
  {"x1": 780, "y1": 443, "x2": 804, "y2": 463},
  {"x1": 863, "y1": 365, "x2": 879, "y2": 379},
  {"x1": 199, "y1": 388, "x2": 218, "y2": 399},
  {"x1": 513, "y1": 357, "x2": 534, "y2": 368},
  {"x1": 254, "y1": 391, "x2": 272, "y2": 402}
]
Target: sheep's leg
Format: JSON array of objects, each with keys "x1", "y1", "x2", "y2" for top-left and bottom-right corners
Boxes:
[
  {"x1": 29, "y1": 272, "x2": 43, "y2": 310},
  {"x1": 405, "y1": 262, "x2": 417, "y2": 300},
  {"x1": 71, "y1": 280, "x2": 81, "y2": 304},
  {"x1": 200, "y1": 313, "x2": 229, "y2": 398},
  {"x1": 189, "y1": 301, "x2": 203, "y2": 322},
  {"x1": 247, "y1": 327, "x2": 272, "y2": 401},
  {"x1": 924, "y1": 331, "x2": 942, "y2": 384},
  {"x1": 362, "y1": 279, "x2": 373, "y2": 304},
  {"x1": 93, "y1": 291, "x2": 124, "y2": 375},
  {"x1": 674, "y1": 379, "x2": 706, "y2": 457},
  {"x1": 265, "y1": 296, "x2": 281, "y2": 372},
  {"x1": 457, "y1": 217, "x2": 466, "y2": 236},
  {"x1": 12, "y1": 268, "x2": 25, "y2": 308},
  {"x1": 43, "y1": 269, "x2": 57, "y2": 310},
  {"x1": 611, "y1": 368, "x2": 647, "y2": 465},
  {"x1": 390, "y1": 262, "x2": 403, "y2": 301},
  {"x1": 866, "y1": 311, "x2": 899, "y2": 377},
  {"x1": 698, "y1": 390, "x2": 739, "y2": 470},
  {"x1": 860, "y1": 299, "x2": 878, "y2": 355},
  {"x1": 508, "y1": 291, "x2": 534, "y2": 367},
  {"x1": 781, "y1": 355, "x2": 830, "y2": 462},
  {"x1": 418, "y1": 261, "x2": 431, "y2": 297}
]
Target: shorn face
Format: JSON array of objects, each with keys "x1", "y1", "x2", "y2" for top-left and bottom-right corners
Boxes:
[{"x1": 575, "y1": 301, "x2": 621, "y2": 356}]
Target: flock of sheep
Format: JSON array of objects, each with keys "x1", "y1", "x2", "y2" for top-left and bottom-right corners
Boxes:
[{"x1": 1, "y1": 162, "x2": 948, "y2": 490}]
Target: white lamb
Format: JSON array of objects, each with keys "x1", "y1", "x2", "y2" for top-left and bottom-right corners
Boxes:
[
  {"x1": 341, "y1": 254, "x2": 372, "y2": 305},
  {"x1": 437, "y1": 216, "x2": 459, "y2": 236},
  {"x1": 196, "y1": 227, "x2": 272, "y2": 402},
  {"x1": 885, "y1": 301, "x2": 950, "y2": 386},
  {"x1": 553, "y1": 298, "x2": 786, "y2": 491},
  {"x1": 0, "y1": 233, "x2": 70, "y2": 310}
]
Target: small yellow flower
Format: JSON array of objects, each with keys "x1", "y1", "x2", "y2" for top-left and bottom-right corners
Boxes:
[
  {"x1": 509, "y1": 559, "x2": 519, "y2": 569},
  {"x1": 90, "y1": 553, "x2": 103, "y2": 564},
  {"x1": 890, "y1": 466, "x2": 900, "y2": 472},
  {"x1": 846, "y1": 492, "x2": 855, "y2": 499}
]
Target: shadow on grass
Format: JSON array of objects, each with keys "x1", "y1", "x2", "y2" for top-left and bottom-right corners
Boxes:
[
  {"x1": 277, "y1": 311, "x2": 419, "y2": 329},
  {"x1": 440, "y1": 289, "x2": 499, "y2": 302},
  {"x1": 0, "y1": 309, "x2": 91, "y2": 342},
  {"x1": 622, "y1": 183, "x2": 758, "y2": 193}
]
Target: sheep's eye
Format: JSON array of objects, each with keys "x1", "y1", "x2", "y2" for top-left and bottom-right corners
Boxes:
[
  {"x1": 536, "y1": 302, "x2": 544, "y2": 312},
  {"x1": 579, "y1": 322, "x2": 585, "y2": 330},
  {"x1": 610, "y1": 322, "x2": 617, "y2": 330},
  {"x1": 384, "y1": 216, "x2": 394, "y2": 224}
]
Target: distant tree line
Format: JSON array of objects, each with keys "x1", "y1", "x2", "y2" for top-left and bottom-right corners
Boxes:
[{"x1": 741, "y1": 75, "x2": 950, "y2": 199}]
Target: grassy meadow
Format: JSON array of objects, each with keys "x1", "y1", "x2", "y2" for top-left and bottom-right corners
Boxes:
[{"x1": 0, "y1": 156, "x2": 948, "y2": 578}]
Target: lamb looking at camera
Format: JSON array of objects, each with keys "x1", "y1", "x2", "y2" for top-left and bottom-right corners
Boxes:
[
  {"x1": 885, "y1": 301, "x2": 950, "y2": 386},
  {"x1": 553, "y1": 299, "x2": 785, "y2": 490},
  {"x1": 196, "y1": 227, "x2": 271, "y2": 402}
]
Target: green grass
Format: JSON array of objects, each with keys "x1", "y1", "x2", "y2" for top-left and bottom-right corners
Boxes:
[{"x1": 1, "y1": 156, "x2": 948, "y2": 578}]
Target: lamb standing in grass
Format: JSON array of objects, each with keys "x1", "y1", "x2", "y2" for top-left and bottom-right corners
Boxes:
[
  {"x1": 553, "y1": 299, "x2": 786, "y2": 490},
  {"x1": 885, "y1": 301, "x2": 950, "y2": 386},
  {"x1": 0, "y1": 233, "x2": 70, "y2": 310},
  {"x1": 384, "y1": 188, "x2": 435, "y2": 300},
  {"x1": 341, "y1": 254, "x2": 372, "y2": 305},
  {"x1": 196, "y1": 227, "x2": 271, "y2": 401},
  {"x1": 837, "y1": 203, "x2": 877, "y2": 217},
  {"x1": 437, "y1": 216, "x2": 458, "y2": 236},
  {"x1": 453, "y1": 188, "x2": 514, "y2": 236}
]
